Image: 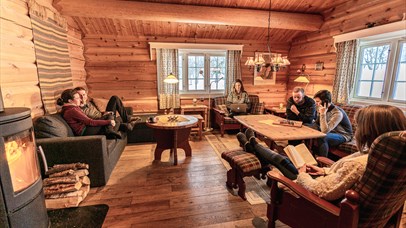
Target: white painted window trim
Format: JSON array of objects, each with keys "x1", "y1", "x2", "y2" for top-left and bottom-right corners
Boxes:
[
  {"x1": 333, "y1": 20, "x2": 406, "y2": 43},
  {"x1": 149, "y1": 42, "x2": 243, "y2": 60}
]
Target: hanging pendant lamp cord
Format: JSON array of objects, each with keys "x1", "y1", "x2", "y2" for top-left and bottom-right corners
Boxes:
[{"x1": 267, "y1": 0, "x2": 272, "y2": 55}]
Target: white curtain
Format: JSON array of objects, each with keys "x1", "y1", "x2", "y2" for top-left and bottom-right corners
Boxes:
[
  {"x1": 226, "y1": 50, "x2": 242, "y2": 95},
  {"x1": 157, "y1": 49, "x2": 179, "y2": 109},
  {"x1": 332, "y1": 40, "x2": 358, "y2": 104}
]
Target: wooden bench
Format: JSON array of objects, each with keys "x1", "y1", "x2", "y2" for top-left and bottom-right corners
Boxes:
[{"x1": 221, "y1": 149, "x2": 264, "y2": 200}]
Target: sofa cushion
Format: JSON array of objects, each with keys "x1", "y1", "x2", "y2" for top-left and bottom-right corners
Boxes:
[{"x1": 34, "y1": 114, "x2": 74, "y2": 138}]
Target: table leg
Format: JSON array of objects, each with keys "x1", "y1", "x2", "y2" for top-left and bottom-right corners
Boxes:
[{"x1": 173, "y1": 130, "x2": 178, "y2": 165}]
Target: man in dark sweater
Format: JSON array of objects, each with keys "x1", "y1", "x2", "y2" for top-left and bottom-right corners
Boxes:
[{"x1": 286, "y1": 87, "x2": 316, "y2": 124}]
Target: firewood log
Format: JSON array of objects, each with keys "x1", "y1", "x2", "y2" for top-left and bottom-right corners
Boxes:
[
  {"x1": 46, "y1": 163, "x2": 89, "y2": 175},
  {"x1": 43, "y1": 175, "x2": 79, "y2": 186},
  {"x1": 74, "y1": 169, "x2": 89, "y2": 177},
  {"x1": 49, "y1": 169, "x2": 75, "y2": 178},
  {"x1": 80, "y1": 176, "x2": 90, "y2": 185},
  {"x1": 43, "y1": 182, "x2": 82, "y2": 196}
]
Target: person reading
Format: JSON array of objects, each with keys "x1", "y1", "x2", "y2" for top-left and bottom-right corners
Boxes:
[{"x1": 238, "y1": 105, "x2": 406, "y2": 200}]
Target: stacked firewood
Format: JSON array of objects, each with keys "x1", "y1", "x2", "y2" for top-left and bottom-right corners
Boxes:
[{"x1": 43, "y1": 163, "x2": 90, "y2": 209}]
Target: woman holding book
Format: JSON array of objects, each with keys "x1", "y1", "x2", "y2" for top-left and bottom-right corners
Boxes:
[{"x1": 239, "y1": 105, "x2": 406, "y2": 200}]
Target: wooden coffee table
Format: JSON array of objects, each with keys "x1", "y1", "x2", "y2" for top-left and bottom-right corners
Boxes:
[{"x1": 146, "y1": 115, "x2": 198, "y2": 165}]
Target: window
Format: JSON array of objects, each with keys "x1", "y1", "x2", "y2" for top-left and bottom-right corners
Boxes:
[
  {"x1": 353, "y1": 35, "x2": 406, "y2": 104},
  {"x1": 178, "y1": 50, "x2": 226, "y2": 94}
]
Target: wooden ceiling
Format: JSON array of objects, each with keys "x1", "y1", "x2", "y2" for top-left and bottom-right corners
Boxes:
[{"x1": 55, "y1": 0, "x2": 351, "y2": 42}]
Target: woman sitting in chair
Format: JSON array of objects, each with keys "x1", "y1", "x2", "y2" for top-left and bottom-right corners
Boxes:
[
  {"x1": 226, "y1": 79, "x2": 250, "y2": 117},
  {"x1": 239, "y1": 104, "x2": 406, "y2": 200}
]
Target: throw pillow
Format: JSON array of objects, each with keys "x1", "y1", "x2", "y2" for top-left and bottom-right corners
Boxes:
[
  {"x1": 217, "y1": 104, "x2": 230, "y2": 115},
  {"x1": 33, "y1": 114, "x2": 73, "y2": 138},
  {"x1": 250, "y1": 102, "x2": 265, "y2": 114}
]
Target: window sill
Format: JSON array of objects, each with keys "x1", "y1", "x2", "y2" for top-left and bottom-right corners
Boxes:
[{"x1": 349, "y1": 98, "x2": 406, "y2": 112}]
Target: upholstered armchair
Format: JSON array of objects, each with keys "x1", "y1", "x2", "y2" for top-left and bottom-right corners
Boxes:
[
  {"x1": 212, "y1": 95, "x2": 264, "y2": 137},
  {"x1": 266, "y1": 131, "x2": 406, "y2": 228}
]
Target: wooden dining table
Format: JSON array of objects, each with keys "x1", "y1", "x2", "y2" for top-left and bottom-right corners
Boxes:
[
  {"x1": 146, "y1": 115, "x2": 198, "y2": 165},
  {"x1": 234, "y1": 114, "x2": 326, "y2": 149}
]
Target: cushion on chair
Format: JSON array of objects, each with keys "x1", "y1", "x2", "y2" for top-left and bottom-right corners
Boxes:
[
  {"x1": 250, "y1": 102, "x2": 264, "y2": 114},
  {"x1": 34, "y1": 114, "x2": 74, "y2": 138},
  {"x1": 336, "y1": 140, "x2": 358, "y2": 154},
  {"x1": 223, "y1": 116, "x2": 239, "y2": 124}
]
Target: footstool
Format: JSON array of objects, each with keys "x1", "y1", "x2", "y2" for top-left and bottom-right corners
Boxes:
[{"x1": 221, "y1": 150, "x2": 263, "y2": 200}]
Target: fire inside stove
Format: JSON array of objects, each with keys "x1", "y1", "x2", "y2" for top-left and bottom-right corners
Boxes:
[{"x1": 4, "y1": 130, "x2": 40, "y2": 193}]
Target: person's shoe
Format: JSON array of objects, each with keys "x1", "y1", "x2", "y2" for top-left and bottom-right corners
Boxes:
[
  {"x1": 106, "y1": 130, "x2": 122, "y2": 139},
  {"x1": 237, "y1": 132, "x2": 255, "y2": 153},
  {"x1": 245, "y1": 128, "x2": 256, "y2": 141},
  {"x1": 249, "y1": 136, "x2": 259, "y2": 147},
  {"x1": 122, "y1": 119, "x2": 139, "y2": 131}
]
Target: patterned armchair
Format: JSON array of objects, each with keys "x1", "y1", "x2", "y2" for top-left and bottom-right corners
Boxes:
[
  {"x1": 267, "y1": 131, "x2": 406, "y2": 228},
  {"x1": 212, "y1": 95, "x2": 264, "y2": 137}
]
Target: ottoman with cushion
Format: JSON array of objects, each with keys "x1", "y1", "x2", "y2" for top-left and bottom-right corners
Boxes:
[{"x1": 221, "y1": 150, "x2": 263, "y2": 200}]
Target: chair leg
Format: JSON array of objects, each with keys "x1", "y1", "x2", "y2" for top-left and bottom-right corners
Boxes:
[
  {"x1": 220, "y1": 123, "x2": 225, "y2": 137},
  {"x1": 236, "y1": 172, "x2": 247, "y2": 200},
  {"x1": 226, "y1": 169, "x2": 235, "y2": 189}
]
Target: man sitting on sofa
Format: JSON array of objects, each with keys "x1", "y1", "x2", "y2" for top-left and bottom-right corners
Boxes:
[{"x1": 74, "y1": 87, "x2": 139, "y2": 131}]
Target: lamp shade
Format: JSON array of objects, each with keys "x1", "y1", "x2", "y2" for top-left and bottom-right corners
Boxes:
[
  {"x1": 164, "y1": 73, "x2": 179, "y2": 84},
  {"x1": 294, "y1": 75, "x2": 310, "y2": 83},
  {"x1": 244, "y1": 57, "x2": 255, "y2": 66}
]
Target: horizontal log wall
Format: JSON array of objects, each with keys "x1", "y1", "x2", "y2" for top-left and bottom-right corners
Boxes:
[
  {"x1": 82, "y1": 35, "x2": 290, "y2": 112},
  {"x1": 287, "y1": 0, "x2": 405, "y2": 99},
  {"x1": 0, "y1": 0, "x2": 44, "y2": 117},
  {"x1": 0, "y1": 0, "x2": 85, "y2": 117}
]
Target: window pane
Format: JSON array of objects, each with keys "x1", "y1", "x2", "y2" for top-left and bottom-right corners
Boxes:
[
  {"x1": 397, "y1": 63, "x2": 406, "y2": 81},
  {"x1": 393, "y1": 82, "x2": 406, "y2": 100},
  {"x1": 362, "y1": 47, "x2": 377, "y2": 64},
  {"x1": 370, "y1": 81, "x2": 383, "y2": 98},
  {"x1": 196, "y1": 79, "x2": 204, "y2": 90},
  {"x1": 188, "y1": 80, "x2": 196, "y2": 90},
  {"x1": 209, "y1": 56, "x2": 226, "y2": 90},
  {"x1": 178, "y1": 55, "x2": 183, "y2": 91},
  {"x1": 401, "y1": 43, "x2": 406, "y2": 61},
  {"x1": 374, "y1": 64, "x2": 387, "y2": 80},
  {"x1": 357, "y1": 82, "x2": 371, "y2": 97},
  {"x1": 376, "y1": 45, "x2": 389, "y2": 63},
  {"x1": 360, "y1": 64, "x2": 374, "y2": 80}
]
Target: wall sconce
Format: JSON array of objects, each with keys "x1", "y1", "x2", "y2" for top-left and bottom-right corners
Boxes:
[{"x1": 294, "y1": 64, "x2": 310, "y2": 88}]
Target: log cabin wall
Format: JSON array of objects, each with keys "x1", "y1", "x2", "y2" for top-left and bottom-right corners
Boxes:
[
  {"x1": 287, "y1": 0, "x2": 405, "y2": 99},
  {"x1": 0, "y1": 0, "x2": 85, "y2": 117},
  {"x1": 82, "y1": 35, "x2": 290, "y2": 112}
]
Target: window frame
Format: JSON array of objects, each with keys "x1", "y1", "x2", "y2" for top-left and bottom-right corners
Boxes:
[
  {"x1": 178, "y1": 49, "x2": 227, "y2": 96},
  {"x1": 351, "y1": 34, "x2": 406, "y2": 107}
]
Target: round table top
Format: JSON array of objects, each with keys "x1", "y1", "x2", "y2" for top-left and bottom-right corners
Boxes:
[{"x1": 145, "y1": 115, "x2": 198, "y2": 130}]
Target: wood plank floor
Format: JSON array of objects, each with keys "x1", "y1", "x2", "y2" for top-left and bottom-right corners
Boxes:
[{"x1": 81, "y1": 134, "x2": 288, "y2": 227}]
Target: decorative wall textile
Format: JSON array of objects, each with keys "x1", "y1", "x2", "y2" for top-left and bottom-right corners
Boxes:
[
  {"x1": 226, "y1": 50, "x2": 242, "y2": 95},
  {"x1": 157, "y1": 49, "x2": 179, "y2": 109},
  {"x1": 29, "y1": 0, "x2": 73, "y2": 114},
  {"x1": 332, "y1": 40, "x2": 358, "y2": 104}
]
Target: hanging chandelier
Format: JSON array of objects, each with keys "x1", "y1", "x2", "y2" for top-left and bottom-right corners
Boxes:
[{"x1": 245, "y1": 0, "x2": 290, "y2": 77}]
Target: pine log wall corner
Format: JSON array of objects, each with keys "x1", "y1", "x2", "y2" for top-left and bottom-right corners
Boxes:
[
  {"x1": 287, "y1": 0, "x2": 405, "y2": 98},
  {"x1": 1, "y1": 0, "x2": 405, "y2": 116}
]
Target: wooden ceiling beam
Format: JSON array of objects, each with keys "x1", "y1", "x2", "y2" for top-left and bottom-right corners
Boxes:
[{"x1": 54, "y1": 0, "x2": 323, "y2": 31}]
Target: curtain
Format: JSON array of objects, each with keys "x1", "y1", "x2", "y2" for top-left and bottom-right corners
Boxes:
[
  {"x1": 332, "y1": 40, "x2": 358, "y2": 104},
  {"x1": 157, "y1": 49, "x2": 179, "y2": 109},
  {"x1": 29, "y1": 0, "x2": 73, "y2": 114},
  {"x1": 226, "y1": 50, "x2": 242, "y2": 95}
]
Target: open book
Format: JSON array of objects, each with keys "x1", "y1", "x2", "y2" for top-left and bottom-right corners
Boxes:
[
  {"x1": 272, "y1": 119, "x2": 303, "y2": 127},
  {"x1": 283, "y1": 143, "x2": 317, "y2": 168}
]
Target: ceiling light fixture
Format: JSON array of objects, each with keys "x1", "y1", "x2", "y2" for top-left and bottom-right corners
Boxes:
[{"x1": 245, "y1": 0, "x2": 290, "y2": 77}]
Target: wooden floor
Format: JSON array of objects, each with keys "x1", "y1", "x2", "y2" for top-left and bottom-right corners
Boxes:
[{"x1": 81, "y1": 134, "x2": 284, "y2": 227}]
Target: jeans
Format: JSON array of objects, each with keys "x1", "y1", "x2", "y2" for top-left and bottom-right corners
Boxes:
[
  {"x1": 317, "y1": 133, "x2": 346, "y2": 157},
  {"x1": 106, "y1": 96, "x2": 129, "y2": 122}
]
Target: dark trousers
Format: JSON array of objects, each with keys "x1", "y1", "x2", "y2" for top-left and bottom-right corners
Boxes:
[
  {"x1": 106, "y1": 96, "x2": 129, "y2": 122},
  {"x1": 83, "y1": 114, "x2": 121, "y2": 136}
]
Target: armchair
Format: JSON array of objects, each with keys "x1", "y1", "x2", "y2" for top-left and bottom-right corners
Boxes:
[
  {"x1": 213, "y1": 95, "x2": 264, "y2": 137},
  {"x1": 267, "y1": 131, "x2": 406, "y2": 228}
]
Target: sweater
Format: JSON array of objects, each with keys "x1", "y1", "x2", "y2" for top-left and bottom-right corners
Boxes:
[
  {"x1": 81, "y1": 100, "x2": 103, "y2": 119},
  {"x1": 296, "y1": 152, "x2": 368, "y2": 201},
  {"x1": 316, "y1": 104, "x2": 353, "y2": 141},
  {"x1": 286, "y1": 96, "x2": 316, "y2": 124},
  {"x1": 61, "y1": 105, "x2": 111, "y2": 136},
  {"x1": 226, "y1": 91, "x2": 251, "y2": 110}
]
